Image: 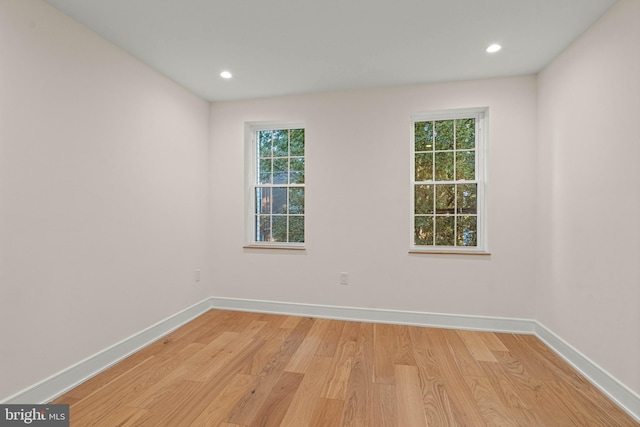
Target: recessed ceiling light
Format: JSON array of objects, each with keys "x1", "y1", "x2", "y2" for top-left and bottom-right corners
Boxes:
[
  {"x1": 220, "y1": 71, "x2": 232, "y2": 79},
  {"x1": 486, "y1": 44, "x2": 502, "y2": 53}
]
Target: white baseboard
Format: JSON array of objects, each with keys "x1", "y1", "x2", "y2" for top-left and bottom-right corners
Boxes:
[
  {"x1": 534, "y1": 321, "x2": 640, "y2": 423},
  {"x1": 4, "y1": 296, "x2": 638, "y2": 423},
  {"x1": 208, "y1": 296, "x2": 535, "y2": 333},
  {"x1": 1, "y1": 298, "x2": 212, "y2": 405}
]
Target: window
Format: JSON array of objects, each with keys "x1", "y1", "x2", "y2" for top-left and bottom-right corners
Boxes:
[
  {"x1": 245, "y1": 122, "x2": 305, "y2": 247},
  {"x1": 410, "y1": 108, "x2": 487, "y2": 253}
]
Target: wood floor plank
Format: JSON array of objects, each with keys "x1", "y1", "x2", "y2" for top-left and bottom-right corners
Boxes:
[
  {"x1": 478, "y1": 331, "x2": 510, "y2": 352},
  {"x1": 280, "y1": 315, "x2": 302, "y2": 329},
  {"x1": 53, "y1": 354, "x2": 155, "y2": 407},
  {"x1": 408, "y1": 325, "x2": 444, "y2": 352},
  {"x1": 141, "y1": 337, "x2": 267, "y2": 426},
  {"x1": 188, "y1": 373, "x2": 254, "y2": 426},
  {"x1": 77, "y1": 405, "x2": 148, "y2": 427},
  {"x1": 315, "y1": 319, "x2": 344, "y2": 357},
  {"x1": 497, "y1": 334, "x2": 557, "y2": 381},
  {"x1": 190, "y1": 310, "x2": 236, "y2": 344},
  {"x1": 212, "y1": 310, "x2": 266, "y2": 333},
  {"x1": 371, "y1": 383, "x2": 397, "y2": 427},
  {"x1": 456, "y1": 329, "x2": 498, "y2": 362},
  {"x1": 131, "y1": 379, "x2": 204, "y2": 426},
  {"x1": 285, "y1": 317, "x2": 331, "y2": 373},
  {"x1": 392, "y1": 324, "x2": 417, "y2": 366},
  {"x1": 185, "y1": 323, "x2": 267, "y2": 383},
  {"x1": 373, "y1": 323, "x2": 396, "y2": 384},
  {"x1": 490, "y1": 353, "x2": 575, "y2": 426},
  {"x1": 441, "y1": 328, "x2": 486, "y2": 377},
  {"x1": 68, "y1": 355, "x2": 167, "y2": 420},
  {"x1": 60, "y1": 319, "x2": 207, "y2": 403},
  {"x1": 310, "y1": 397, "x2": 344, "y2": 427},
  {"x1": 51, "y1": 309, "x2": 637, "y2": 427},
  {"x1": 321, "y1": 321, "x2": 359, "y2": 400},
  {"x1": 226, "y1": 317, "x2": 314, "y2": 425},
  {"x1": 545, "y1": 379, "x2": 636, "y2": 427},
  {"x1": 395, "y1": 364, "x2": 428, "y2": 427},
  {"x1": 340, "y1": 322, "x2": 374, "y2": 427},
  {"x1": 464, "y1": 375, "x2": 519, "y2": 427},
  {"x1": 413, "y1": 348, "x2": 462, "y2": 426},
  {"x1": 492, "y1": 349, "x2": 546, "y2": 393},
  {"x1": 427, "y1": 333, "x2": 489, "y2": 426},
  {"x1": 242, "y1": 328, "x2": 291, "y2": 376},
  {"x1": 248, "y1": 371, "x2": 304, "y2": 427},
  {"x1": 515, "y1": 334, "x2": 601, "y2": 393},
  {"x1": 280, "y1": 356, "x2": 332, "y2": 427},
  {"x1": 478, "y1": 360, "x2": 532, "y2": 410},
  {"x1": 130, "y1": 332, "x2": 240, "y2": 408}
]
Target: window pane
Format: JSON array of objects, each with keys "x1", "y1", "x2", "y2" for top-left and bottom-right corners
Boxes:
[
  {"x1": 272, "y1": 187, "x2": 287, "y2": 214},
  {"x1": 273, "y1": 130, "x2": 289, "y2": 157},
  {"x1": 258, "y1": 130, "x2": 272, "y2": 158},
  {"x1": 258, "y1": 158, "x2": 272, "y2": 184},
  {"x1": 290, "y1": 129, "x2": 305, "y2": 156},
  {"x1": 415, "y1": 121, "x2": 433, "y2": 152},
  {"x1": 457, "y1": 216, "x2": 477, "y2": 246},
  {"x1": 434, "y1": 152, "x2": 454, "y2": 181},
  {"x1": 414, "y1": 185, "x2": 434, "y2": 214},
  {"x1": 434, "y1": 120, "x2": 454, "y2": 150},
  {"x1": 435, "y1": 216, "x2": 455, "y2": 246},
  {"x1": 415, "y1": 153, "x2": 432, "y2": 181},
  {"x1": 456, "y1": 151, "x2": 475, "y2": 181},
  {"x1": 414, "y1": 216, "x2": 433, "y2": 245},
  {"x1": 456, "y1": 118, "x2": 475, "y2": 149},
  {"x1": 255, "y1": 187, "x2": 271, "y2": 214},
  {"x1": 289, "y1": 216, "x2": 304, "y2": 242},
  {"x1": 290, "y1": 157, "x2": 305, "y2": 184},
  {"x1": 411, "y1": 112, "x2": 483, "y2": 250},
  {"x1": 251, "y1": 124, "x2": 305, "y2": 246},
  {"x1": 289, "y1": 188, "x2": 304, "y2": 214},
  {"x1": 256, "y1": 215, "x2": 271, "y2": 242},
  {"x1": 456, "y1": 183, "x2": 477, "y2": 214},
  {"x1": 272, "y1": 216, "x2": 287, "y2": 242},
  {"x1": 273, "y1": 158, "x2": 288, "y2": 184},
  {"x1": 435, "y1": 184, "x2": 455, "y2": 214}
]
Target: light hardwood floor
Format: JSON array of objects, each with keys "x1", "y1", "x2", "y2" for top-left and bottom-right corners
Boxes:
[{"x1": 52, "y1": 309, "x2": 638, "y2": 426}]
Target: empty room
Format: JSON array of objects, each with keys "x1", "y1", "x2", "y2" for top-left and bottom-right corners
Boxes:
[{"x1": 1, "y1": 0, "x2": 639, "y2": 425}]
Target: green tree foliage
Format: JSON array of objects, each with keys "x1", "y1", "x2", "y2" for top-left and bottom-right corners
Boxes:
[
  {"x1": 414, "y1": 216, "x2": 433, "y2": 245},
  {"x1": 255, "y1": 129, "x2": 305, "y2": 243},
  {"x1": 414, "y1": 118, "x2": 477, "y2": 247}
]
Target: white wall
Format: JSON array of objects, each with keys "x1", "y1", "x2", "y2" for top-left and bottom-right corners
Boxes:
[
  {"x1": 4, "y1": 0, "x2": 637, "y2": 409},
  {"x1": 537, "y1": 0, "x2": 640, "y2": 397},
  {"x1": 0, "y1": 1, "x2": 211, "y2": 400},
  {"x1": 210, "y1": 77, "x2": 538, "y2": 319}
]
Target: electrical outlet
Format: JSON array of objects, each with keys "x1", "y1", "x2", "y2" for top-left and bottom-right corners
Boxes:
[
  {"x1": 194, "y1": 268, "x2": 201, "y2": 283},
  {"x1": 339, "y1": 272, "x2": 348, "y2": 285}
]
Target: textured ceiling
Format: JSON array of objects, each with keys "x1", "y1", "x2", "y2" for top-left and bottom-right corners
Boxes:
[{"x1": 46, "y1": 0, "x2": 618, "y2": 101}]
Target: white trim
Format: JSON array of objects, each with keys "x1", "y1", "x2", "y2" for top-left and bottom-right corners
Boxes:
[
  {"x1": 244, "y1": 121, "x2": 306, "y2": 248},
  {"x1": 1, "y1": 298, "x2": 212, "y2": 405},
  {"x1": 534, "y1": 321, "x2": 640, "y2": 422},
  {"x1": 209, "y1": 296, "x2": 534, "y2": 333},
  {"x1": 410, "y1": 107, "x2": 489, "y2": 253},
  {"x1": 4, "y1": 297, "x2": 638, "y2": 423}
]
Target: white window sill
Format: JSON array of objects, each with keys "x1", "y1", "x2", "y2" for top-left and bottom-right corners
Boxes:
[
  {"x1": 243, "y1": 245, "x2": 306, "y2": 251},
  {"x1": 409, "y1": 249, "x2": 491, "y2": 256}
]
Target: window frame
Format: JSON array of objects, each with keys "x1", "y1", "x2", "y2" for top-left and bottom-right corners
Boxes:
[
  {"x1": 409, "y1": 107, "x2": 489, "y2": 254},
  {"x1": 244, "y1": 121, "x2": 306, "y2": 249}
]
